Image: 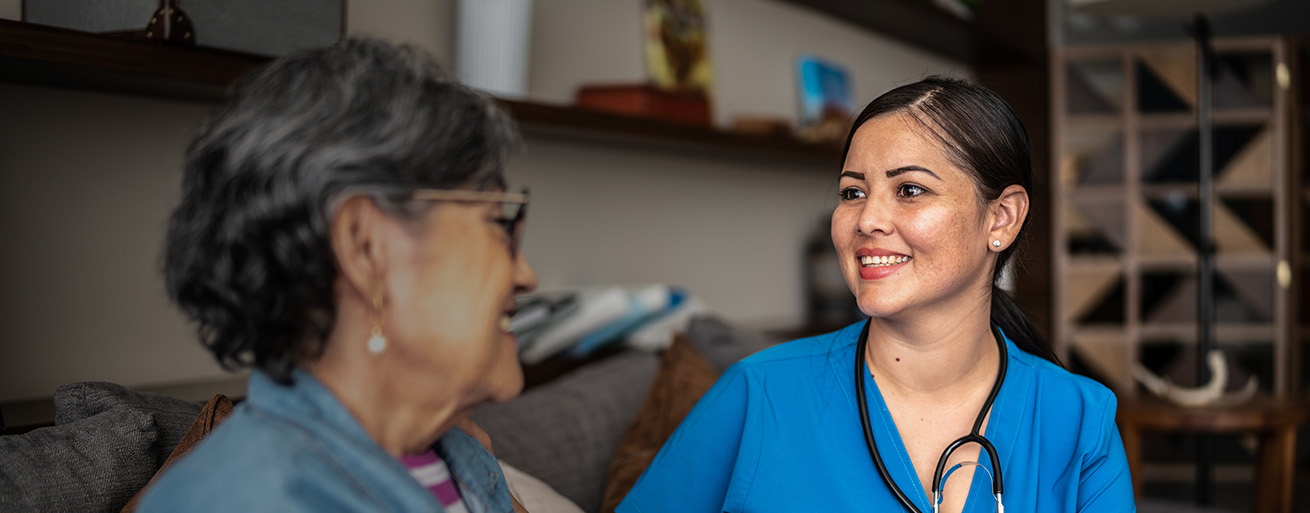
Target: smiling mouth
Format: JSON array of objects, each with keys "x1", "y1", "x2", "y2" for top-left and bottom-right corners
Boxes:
[{"x1": 860, "y1": 255, "x2": 911, "y2": 267}]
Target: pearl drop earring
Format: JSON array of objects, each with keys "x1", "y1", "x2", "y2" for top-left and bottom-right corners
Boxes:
[{"x1": 367, "y1": 293, "x2": 386, "y2": 355}]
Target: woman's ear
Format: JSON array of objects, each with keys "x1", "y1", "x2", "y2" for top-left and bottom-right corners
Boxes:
[
  {"x1": 330, "y1": 195, "x2": 388, "y2": 302},
  {"x1": 988, "y1": 184, "x2": 1029, "y2": 250}
]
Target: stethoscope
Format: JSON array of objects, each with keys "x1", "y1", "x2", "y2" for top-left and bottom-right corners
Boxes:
[{"x1": 854, "y1": 319, "x2": 1008, "y2": 513}]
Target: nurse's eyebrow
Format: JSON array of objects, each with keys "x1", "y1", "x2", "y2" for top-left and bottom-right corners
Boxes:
[
  {"x1": 839, "y1": 171, "x2": 865, "y2": 180},
  {"x1": 886, "y1": 165, "x2": 942, "y2": 181}
]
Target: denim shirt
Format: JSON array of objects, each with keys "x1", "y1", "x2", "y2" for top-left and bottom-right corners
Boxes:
[{"x1": 138, "y1": 369, "x2": 515, "y2": 513}]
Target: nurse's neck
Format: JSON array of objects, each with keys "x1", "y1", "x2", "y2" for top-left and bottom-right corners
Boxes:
[{"x1": 863, "y1": 308, "x2": 1000, "y2": 398}]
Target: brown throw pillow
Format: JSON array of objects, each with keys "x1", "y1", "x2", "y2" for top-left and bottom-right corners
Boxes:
[
  {"x1": 119, "y1": 393, "x2": 235, "y2": 513},
  {"x1": 600, "y1": 334, "x2": 720, "y2": 513}
]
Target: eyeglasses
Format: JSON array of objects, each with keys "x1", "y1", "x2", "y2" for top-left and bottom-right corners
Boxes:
[{"x1": 409, "y1": 187, "x2": 529, "y2": 257}]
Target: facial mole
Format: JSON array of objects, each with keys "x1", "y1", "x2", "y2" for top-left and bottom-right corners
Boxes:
[{"x1": 895, "y1": 357, "x2": 901, "y2": 362}]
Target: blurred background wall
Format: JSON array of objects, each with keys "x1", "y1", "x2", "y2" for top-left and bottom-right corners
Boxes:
[{"x1": 0, "y1": 0, "x2": 963, "y2": 401}]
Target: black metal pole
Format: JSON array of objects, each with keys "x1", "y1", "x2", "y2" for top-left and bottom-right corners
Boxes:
[{"x1": 1191, "y1": 13, "x2": 1216, "y2": 508}]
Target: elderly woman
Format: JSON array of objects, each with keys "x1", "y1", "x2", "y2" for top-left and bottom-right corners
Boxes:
[
  {"x1": 619, "y1": 77, "x2": 1135, "y2": 512},
  {"x1": 138, "y1": 39, "x2": 536, "y2": 512}
]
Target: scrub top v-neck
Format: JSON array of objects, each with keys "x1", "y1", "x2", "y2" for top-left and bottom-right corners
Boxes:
[
  {"x1": 857, "y1": 341, "x2": 1007, "y2": 513},
  {"x1": 616, "y1": 321, "x2": 1136, "y2": 513}
]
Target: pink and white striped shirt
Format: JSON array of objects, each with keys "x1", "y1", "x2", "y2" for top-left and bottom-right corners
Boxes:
[{"x1": 400, "y1": 451, "x2": 469, "y2": 513}]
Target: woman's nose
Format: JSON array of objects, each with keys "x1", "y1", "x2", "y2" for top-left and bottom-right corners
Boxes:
[
  {"x1": 857, "y1": 197, "x2": 894, "y2": 237},
  {"x1": 513, "y1": 252, "x2": 538, "y2": 295}
]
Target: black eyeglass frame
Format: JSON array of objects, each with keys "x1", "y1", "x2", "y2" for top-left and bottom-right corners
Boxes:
[{"x1": 408, "y1": 187, "x2": 529, "y2": 256}]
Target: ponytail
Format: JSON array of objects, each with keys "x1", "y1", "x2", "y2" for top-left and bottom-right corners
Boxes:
[{"x1": 990, "y1": 284, "x2": 1061, "y2": 366}]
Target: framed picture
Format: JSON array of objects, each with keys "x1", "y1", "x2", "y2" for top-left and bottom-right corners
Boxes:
[
  {"x1": 643, "y1": 0, "x2": 714, "y2": 95},
  {"x1": 796, "y1": 55, "x2": 854, "y2": 129}
]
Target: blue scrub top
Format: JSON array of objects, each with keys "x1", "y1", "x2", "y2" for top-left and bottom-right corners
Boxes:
[{"x1": 618, "y1": 321, "x2": 1135, "y2": 512}]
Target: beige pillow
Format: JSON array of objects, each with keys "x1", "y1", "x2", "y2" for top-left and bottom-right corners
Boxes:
[{"x1": 500, "y1": 459, "x2": 585, "y2": 513}]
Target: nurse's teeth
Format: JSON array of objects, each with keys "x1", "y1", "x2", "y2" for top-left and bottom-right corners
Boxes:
[{"x1": 859, "y1": 255, "x2": 911, "y2": 267}]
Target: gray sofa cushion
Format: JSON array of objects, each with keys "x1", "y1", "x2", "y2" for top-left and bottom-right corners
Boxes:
[
  {"x1": 0, "y1": 405, "x2": 158, "y2": 513},
  {"x1": 54, "y1": 382, "x2": 203, "y2": 468},
  {"x1": 0, "y1": 382, "x2": 206, "y2": 513},
  {"x1": 685, "y1": 314, "x2": 781, "y2": 372},
  {"x1": 471, "y1": 351, "x2": 659, "y2": 513}
]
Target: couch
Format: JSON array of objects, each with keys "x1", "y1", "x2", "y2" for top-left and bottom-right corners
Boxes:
[{"x1": 0, "y1": 315, "x2": 779, "y2": 513}]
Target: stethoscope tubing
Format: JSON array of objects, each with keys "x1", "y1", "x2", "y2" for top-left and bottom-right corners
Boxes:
[{"x1": 854, "y1": 319, "x2": 1008, "y2": 513}]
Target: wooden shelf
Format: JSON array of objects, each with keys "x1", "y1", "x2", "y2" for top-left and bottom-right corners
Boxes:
[
  {"x1": 1064, "y1": 184, "x2": 1126, "y2": 200},
  {"x1": 1139, "y1": 110, "x2": 1274, "y2": 129},
  {"x1": 1140, "y1": 184, "x2": 1275, "y2": 198},
  {"x1": 498, "y1": 99, "x2": 841, "y2": 163},
  {"x1": 1062, "y1": 253, "x2": 1277, "y2": 273},
  {"x1": 1213, "y1": 109, "x2": 1277, "y2": 125},
  {"x1": 1067, "y1": 256, "x2": 1126, "y2": 272},
  {"x1": 1064, "y1": 114, "x2": 1122, "y2": 130},
  {"x1": 1138, "y1": 114, "x2": 1197, "y2": 130},
  {"x1": 0, "y1": 19, "x2": 842, "y2": 164},
  {"x1": 1139, "y1": 323, "x2": 1276, "y2": 343},
  {"x1": 1138, "y1": 253, "x2": 1278, "y2": 272},
  {"x1": 1071, "y1": 325, "x2": 1128, "y2": 339},
  {"x1": 0, "y1": 19, "x2": 267, "y2": 101}
]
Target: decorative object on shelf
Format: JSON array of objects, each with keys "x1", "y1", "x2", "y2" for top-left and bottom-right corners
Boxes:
[
  {"x1": 1132, "y1": 349, "x2": 1257, "y2": 407},
  {"x1": 576, "y1": 0, "x2": 720, "y2": 126},
  {"x1": 22, "y1": 0, "x2": 342, "y2": 56},
  {"x1": 575, "y1": 83, "x2": 710, "y2": 126},
  {"x1": 456, "y1": 0, "x2": 533, "y2": 99},
  {"x1": 144, "y1": 0, "x2": 194, "y2": 45},
  {"x1": 795, "y1": 55, "x2": 854, "y2": 144},
  {"x1": 643, "y1": 0, "x2": 713, "y2": 96}
]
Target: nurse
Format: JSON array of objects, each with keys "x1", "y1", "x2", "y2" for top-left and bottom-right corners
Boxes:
[{"x1": 617, "y1": 77, "x2": 1135, "y2": 512}]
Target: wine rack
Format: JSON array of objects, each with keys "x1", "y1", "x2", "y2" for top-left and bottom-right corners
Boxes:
[{"x1": 1051, "y1": 37, "x2": 1299, "y2": 398}]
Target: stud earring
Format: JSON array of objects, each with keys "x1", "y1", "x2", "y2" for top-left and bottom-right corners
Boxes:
[
  {"x1": 992, "y1": 240, "x2": 1002, "y2": 248},
  {"x1": 367, "y1": 293, "x2": 386, "y2": 355}
]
